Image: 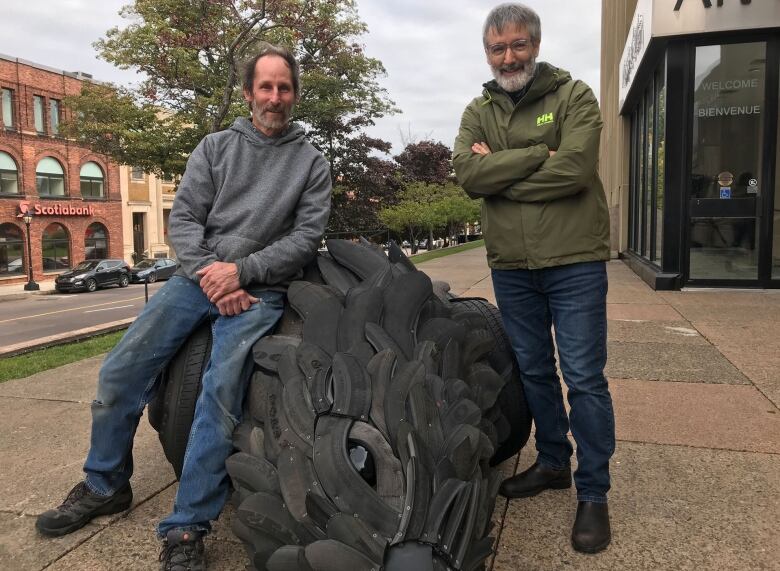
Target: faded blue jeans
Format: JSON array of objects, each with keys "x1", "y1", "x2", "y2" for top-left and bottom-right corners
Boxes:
[
  {"x1": 492, "y1": 261, "x2": 615, "y2": 503},
  {"x1": 82, "y1": 275, "x2": 284, "y2": 536}
]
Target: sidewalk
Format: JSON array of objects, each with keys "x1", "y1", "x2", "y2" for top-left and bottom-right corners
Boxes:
[
  {"x1": 0, "y1": 279, "x2": 56, "y2": 302},
  {"x1": 0, "y1": 248, "x2": 778, "y2": 570}
]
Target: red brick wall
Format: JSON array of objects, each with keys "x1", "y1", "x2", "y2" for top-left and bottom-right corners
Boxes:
[{"x1": 0, "y1": 56, "x2": 124, "y2": 285}]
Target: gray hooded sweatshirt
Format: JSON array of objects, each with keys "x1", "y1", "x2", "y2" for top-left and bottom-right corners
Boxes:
[{"x1": 169, "y1": 117, "x2": 332, "y2": 289}]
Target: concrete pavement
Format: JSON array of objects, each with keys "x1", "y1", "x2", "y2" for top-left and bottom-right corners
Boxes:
[{"x1": 0, "y1": 247, "x2": 778, "y2": 570}]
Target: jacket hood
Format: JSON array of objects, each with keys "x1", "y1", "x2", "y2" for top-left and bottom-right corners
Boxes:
[
  {"x1": 230, "y1": 116, "x2": 306, "y2": 146},
  {"x1": 482, "y1": 62, "x2": 571, "y2": 108}
]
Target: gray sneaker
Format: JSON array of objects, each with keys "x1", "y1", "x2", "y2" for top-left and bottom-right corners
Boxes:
[
  {"x1": 36, "y1": 481, "x2": 133, "y2": 537},
  {"x1": 159, "y1": 529, "x2": 206, "y2": 571}
]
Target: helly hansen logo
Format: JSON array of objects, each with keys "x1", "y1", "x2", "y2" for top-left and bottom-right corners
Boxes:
[{"x1": 536, "y1": 112, "x2": 554, "y2": 126}]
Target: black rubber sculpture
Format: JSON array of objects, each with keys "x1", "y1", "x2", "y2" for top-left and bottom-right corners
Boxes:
[{"x1": 148, "y1": 238, "x2": 531, "y2": 571}]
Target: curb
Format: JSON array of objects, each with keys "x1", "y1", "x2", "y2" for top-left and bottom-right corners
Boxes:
[
  {"x1": 0, "y1": 318, "x2": 135, "y2": 358},
  {"x1": 0, "y1": 289, "x2": 58, "y2": 303}
]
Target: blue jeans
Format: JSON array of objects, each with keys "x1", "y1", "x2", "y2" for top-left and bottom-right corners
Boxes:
[
  {"x1": 492, "y1": 261, "x2": 615, "y2": 503},
  {"x1": 82, "y1": 276, "x2": 284, "y2": 536}
]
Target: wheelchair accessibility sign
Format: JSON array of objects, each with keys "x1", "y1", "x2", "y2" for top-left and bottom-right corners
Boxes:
[{"x1": 720, "y1": 187, "x2": 731, "y2": 199}]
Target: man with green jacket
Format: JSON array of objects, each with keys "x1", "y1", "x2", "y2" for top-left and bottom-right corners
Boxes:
[{"x1": 453, "y1": 3, "x2": 614, "y2": 554}]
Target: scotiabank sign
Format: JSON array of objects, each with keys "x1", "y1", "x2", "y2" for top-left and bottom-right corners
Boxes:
[{"x1": 17, "y1": 200, "x2": 95, "y2": 217}]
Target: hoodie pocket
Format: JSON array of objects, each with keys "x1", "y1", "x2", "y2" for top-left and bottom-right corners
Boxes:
[{"x1": 211, "y1": 234, "x2": 266, "y2": 262}]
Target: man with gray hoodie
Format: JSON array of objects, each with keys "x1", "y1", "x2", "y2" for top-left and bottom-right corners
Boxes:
[{"x1": 36, "y1": 44, "x2": 332, "y2": 571}]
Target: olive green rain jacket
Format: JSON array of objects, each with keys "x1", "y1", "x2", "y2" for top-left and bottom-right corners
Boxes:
[{"x1": 453, "y1": 62, "x2": 610, "y2": 270}]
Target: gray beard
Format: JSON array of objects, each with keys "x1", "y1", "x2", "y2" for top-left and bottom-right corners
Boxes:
[
  {"x1": 492, "y1": 57, "x2": 537, "y2": 93},
  {"x1": 251, "y1": 100, "x2": 292, "y2": 133}
]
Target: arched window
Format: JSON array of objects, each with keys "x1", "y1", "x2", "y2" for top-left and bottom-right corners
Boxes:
[
  {"x1": 36, "y1": 157, "x2": 65, "y2": 196},
  {"x1": 0, "y1": 223, "x2": 24, "y2": 276},
  {"x1": 0, "y1": 151, "x2": 19, "y2": 195},
  {"x1": 84, "y1": 222, "x2": 108, "y2": 260},
  {"x1": 80, "y1": 162, "x2": 105, "y2": 198},
  {"x1": 42, "y1": 223, "x2": 70, "y2": 271}
]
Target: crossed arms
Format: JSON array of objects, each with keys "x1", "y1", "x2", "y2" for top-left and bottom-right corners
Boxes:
[{"x1": 452, "y1": 84, "x2": 602, "y2": 203}]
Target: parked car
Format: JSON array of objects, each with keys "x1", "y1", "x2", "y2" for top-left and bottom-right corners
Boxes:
[
  {"x1": 54, "y1": 259, "x2": 131, "y2": 293},
  {"x1": 130, "y1": 257, "x2": 179, "y2": 283}
]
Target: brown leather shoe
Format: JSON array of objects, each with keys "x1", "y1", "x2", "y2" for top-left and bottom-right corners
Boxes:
[
  {"x1": 571, "y1": 501, "x2": 611, "y2": 553},
  {"x1": 499, "y1": 462, "x2": 572, "y2": 499}
]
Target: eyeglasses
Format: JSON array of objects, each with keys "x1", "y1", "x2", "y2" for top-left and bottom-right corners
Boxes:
[{"x1": 486, "y1": 39, "x2": 532, "y2": 58}]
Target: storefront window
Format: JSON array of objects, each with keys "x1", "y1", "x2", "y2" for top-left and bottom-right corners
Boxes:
[
  {"x1": 628, "y1": 55, "x2": 668, "y2": 267},
  {"x1": 645, "y1": 79, "x2": 655, "y2": 260},
  {"x1": 80, "y1": 162, "x2": 105, "y2": 198},
  {"x1": 655, "y1": 61, "x2": 666, "y2": 264},
  {"x1": 36, "y1": 157, "x2": 66, "y2": 196},
  {"x1": 49, "y1": 99, "x2": 60, "y2": 136},
  {"x1": 84, "y1": 223, "x2": 108, "y2": 260},
  {"x1": 774, "y1": 56, "x2": 780, "y2": 281},
  {"x1": 689, "y1": 42, "x2": 764, "y2": 280},
  {"x1": 0, "y1": 223, "x2": 24, "y2": 276},
  {"x1": 0, "y1": 151, "x2": 19, "y2": 195},
  {"x1": 42, "y1": 223, "x2": 70, "y2": 271}
]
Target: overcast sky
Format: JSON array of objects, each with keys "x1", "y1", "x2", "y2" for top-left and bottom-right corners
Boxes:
[{"x1": 0, "y1": 0, "x2": 601, "y2": 154}]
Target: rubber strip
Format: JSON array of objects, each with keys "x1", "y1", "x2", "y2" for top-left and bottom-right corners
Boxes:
[
  {"x1": 305, "y1": 539, "x2": 380, "y2": 571},
  {"x1": 338, "y1": 286, "x2": 384, "y2": 353},
  {"x1": 349, "y1": 421, "x2": 405, "y2": 513},
  {"x1": 225, "y1": 452, "x2": 281, "y2": 496},
  {"x1": 277, "y1": 445, "x2": 326, "y2": 529},
  {"x1": 331, "y1": 352, "x2": 372, "y2": 420},
  {"x1": 421, "y1": 478, "x2": 469, "y2": 544},
  {"x1": 383, "y1": 360, "x2": 426, "y2": 453},
  {"x1": 313, "y1": 416, "x2": 402, "y2": 540},
  {"x1": 266, "y1": 545, "x2": 315, "y2": 571},
  {"x1": 252, "y1": 335, "x2": 302, "y2": 374},
  {"x1": 366, "y1": 349, "x2": 397, "y2": 440},
  {"x1": 381, "y1": 271, "x2": 433, "y2": 360},
  {"x1": 465, "y1": 363, "x2": 505, "y2": 411},
  {"x1": 238, "y1": 491, "x2": 309, "y2": 545},
  {"x1": 326, "y1": 512, "x2": 387, "y2": 563},
  {"x1": 365, "y1": 323, "x2": 407, "y2": 365},
  {"x1": 317, "y1": 255, "x2": 360, "y2": 296},
  {"x1": 327, "y1": 239, "x2": 391, "y2": 281}
]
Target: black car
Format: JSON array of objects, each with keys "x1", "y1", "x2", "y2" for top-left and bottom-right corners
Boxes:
[
  {"x1": 55, "y1": 259, "x2": 131, "y2": 293},
  {"x1": 130, "y1": 258, "x2": 179, "y2": 283}
]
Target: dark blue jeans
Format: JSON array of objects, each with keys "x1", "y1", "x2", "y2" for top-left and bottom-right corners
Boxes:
[
  {"x1": 492, "y1": 261, "x2": 615, "y2": 503},
  {"x1": 82, "y1": 276, "x2": 284, "y2": 536}
]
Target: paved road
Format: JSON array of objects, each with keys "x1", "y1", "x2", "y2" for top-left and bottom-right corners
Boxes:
[{"x1": 0, "y1": 282, "x2": 165, "y2": 348}]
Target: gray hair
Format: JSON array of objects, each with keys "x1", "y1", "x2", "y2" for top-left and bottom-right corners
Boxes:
[
  {"x1": 482, "y1": 3, "x2": 542, "y2": 48},
  {"x1": 242, "y1": 42, "x2": 300, "y2": 97}
]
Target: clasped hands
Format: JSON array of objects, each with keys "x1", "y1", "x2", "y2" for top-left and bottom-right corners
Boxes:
[
  {"x1": 471, "y1": 141, "x2": 556, "y2": 157},
  {"x1": 196, "y1": 261, "x2": 258, "y2": 316}
]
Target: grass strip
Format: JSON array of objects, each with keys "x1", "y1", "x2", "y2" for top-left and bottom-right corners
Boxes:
[
  {"x1": 409, "y1": 239, "x2": 485, "y2": 265},
  {"x1": 0, "y1": 330, "x2": 126, "y2": 383}
]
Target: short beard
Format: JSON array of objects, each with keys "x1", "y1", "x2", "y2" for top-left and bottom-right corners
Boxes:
[
  {"x1": 251, "y1": 100, "x2": 292, "y2": 134},
  {"x1": 491, "y1": 57, "x2": 537, "y2": 93}
]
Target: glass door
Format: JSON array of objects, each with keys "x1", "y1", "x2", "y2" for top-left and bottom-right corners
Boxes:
[{"x1": 688, "y1": 42, "x2": 766, "y2": 282}]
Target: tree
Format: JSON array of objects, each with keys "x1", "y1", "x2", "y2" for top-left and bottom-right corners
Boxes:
[
  {"x1": 379, "y1": 182, "x2": 479, "y2": 253},
  {"x1": 62, "y1": 0, "x2": 396, "y2": 178},
  {"x1": 395, "y1": 140, "x2": 452, "y2": 185}
]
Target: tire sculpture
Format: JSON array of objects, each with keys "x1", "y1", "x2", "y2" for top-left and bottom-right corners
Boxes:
[{"x1": 149, "y1": 239, "x2": 531, "y2": 571}]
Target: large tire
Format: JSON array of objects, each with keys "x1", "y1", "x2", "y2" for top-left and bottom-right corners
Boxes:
[
  {"x1": 85, "y1": 278, "x2": 97, "y2": 292},
  {"x1": 448, "y1": 298, "x2": 532, "y2": 465},
  {"x1": 152, "y1": 240, "x2": 529, "y2": 570},
  {"x1": 148, "y1": 322, "x2": 212, "y2": 479}
]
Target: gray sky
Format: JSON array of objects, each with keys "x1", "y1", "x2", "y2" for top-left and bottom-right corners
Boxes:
[{"x1": 0, "y1": 0, "x2": 601, "y2": 154}]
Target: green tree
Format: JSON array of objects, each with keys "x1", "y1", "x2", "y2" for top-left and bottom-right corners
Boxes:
[{"x1": 62, "y1": 0, "x2": 396, "y2": 178}]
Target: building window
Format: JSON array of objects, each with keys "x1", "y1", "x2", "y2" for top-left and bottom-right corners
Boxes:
[
  {"x1": 1, "y1": 88, "x2": 14, "y2": 129},
  {"x1": 0, "y1": 223, "x2": 24, "y2": 276},
  {"x1": 36, "y1": 157, "x2": 66, "y2": 196},
  {"x1": 80, "y1": 162, "x2": 105, "y2": 198},
  {"x1": 131, "y1": 166, "x2": 145, "y2": 180},
  {"x1": 628, "y1": 54, "x2": 666, "y2": 267},
  {"x1": 42, "y1": 223, "x2": 70, "y2": 271},
  {"x1": 0, "y1": 151, "x2": 19, "y2": 195},
  {"x1": 50, "y1": 99, "x2": 60, "y2": 135},
  {"x1": 33, "y1": 95, "x2": 45, "y2": 133},
  {"x1": 84, "y1": 223, "x2": 108, "y2": 260}
]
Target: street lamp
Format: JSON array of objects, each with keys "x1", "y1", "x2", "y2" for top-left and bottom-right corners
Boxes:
[{"x1": 21, "y1": 211, "x2": 39, "y2": 291}]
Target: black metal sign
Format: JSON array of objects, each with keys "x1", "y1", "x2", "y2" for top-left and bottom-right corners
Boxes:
[{"x1": 674, "y1": 0, "x2": 752, "y2": 10}]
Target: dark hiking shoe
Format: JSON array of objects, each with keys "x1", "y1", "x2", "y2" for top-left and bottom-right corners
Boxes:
[
  {"x1": 499, "y1": 462, "x2": 572, "y2": 498},
  {"x1": 159, "y1": 529, "x2": 206, "y2": 571},
  {"x1": 571, "y1": 501, "x2": 611, "y2": 553},
  {"x1": 36, "y1": 481, "x2": 133, "y2": 537}
]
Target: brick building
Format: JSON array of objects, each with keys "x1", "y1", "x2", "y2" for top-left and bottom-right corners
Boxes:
[{"x1": 0, "y1": 54, "x2": 123, "y2": 286}]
